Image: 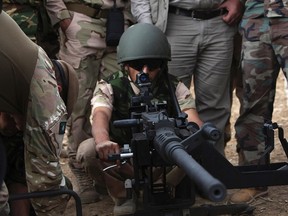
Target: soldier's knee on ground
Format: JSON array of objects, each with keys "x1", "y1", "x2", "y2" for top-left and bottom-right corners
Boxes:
[{"x1": 77, "y1": 138, "x2": 106, "y2": 191}]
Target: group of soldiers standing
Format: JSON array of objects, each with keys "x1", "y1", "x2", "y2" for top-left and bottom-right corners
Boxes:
[{"x1": 2, "y1": 0, "x2": 288, "y2": 215}]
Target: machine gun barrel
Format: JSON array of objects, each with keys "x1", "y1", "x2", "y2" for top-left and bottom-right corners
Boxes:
[{"x1": 154, "y1": 127, "x2": 226, "y2": 202}]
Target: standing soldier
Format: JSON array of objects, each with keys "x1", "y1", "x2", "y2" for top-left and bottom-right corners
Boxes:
[
  {"x1": 45, "y1": 0, "x2": 134, "y2": 204},
  {"x1": 231, "y1": 0, "x2": 288, "y2": 204}
]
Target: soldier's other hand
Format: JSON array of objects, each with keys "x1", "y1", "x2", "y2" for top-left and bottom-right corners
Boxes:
[
  {"x1": 218, "y1": 0, "x2": 244, "y2": 26},
  {"x1": 96, "y1": 140, "x2": 120, "y2": 161}
]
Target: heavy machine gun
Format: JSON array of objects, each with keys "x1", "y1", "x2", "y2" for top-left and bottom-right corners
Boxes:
[{"x1": 110, "y1": 70, "x2": 288, "y2": 216}]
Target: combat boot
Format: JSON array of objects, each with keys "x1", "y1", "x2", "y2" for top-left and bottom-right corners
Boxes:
[{"x1": 68, "y1": 160, "x2": 101, "y2": 204}]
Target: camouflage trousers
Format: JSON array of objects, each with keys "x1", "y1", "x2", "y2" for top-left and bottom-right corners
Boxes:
[
  {"x1": 24, "y1": 47, "x2": 69, "y2": 215},
  {"x1": 235, "y1": 16, "x2": 288, "y2": 165},
  {"x1": 58, "y1": 12, "x2": 120, "y2": 160}
]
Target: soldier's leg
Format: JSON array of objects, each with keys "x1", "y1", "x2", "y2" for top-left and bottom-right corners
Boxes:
[
  {"x1": 68, "y1": 55, "x2": 101, "y2": 158},
  {"x1": 193, "y1": 18, "x2": 235, "y2": 155},
  {"x1": 65, "y1": 55, "x2": 102, "y2": 203},
  {"x1": 77, "y1": 138, "x2": 135, "y2": 215},
  {"x1": 231, "y1": 17, "x2": 281, "y2": 204},
  {"x1": 224, "y1": 32, "x2": 243, "y2": 147},
  {"x1": 235, "y1": 17, "x2": 279, "y2": 166},
  {"x1": 76, "y1": 138, "x2": 107, "y2": 195},
  {"x1": 69, "y1": 49, "x2": 120, "y2": 203}
]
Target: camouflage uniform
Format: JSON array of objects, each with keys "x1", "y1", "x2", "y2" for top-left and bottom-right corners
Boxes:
[
  {"x1": 0, "y1": 12, "x2": 69, "y2": 215},
  {"x1": 76, "y1": 70, "x2": 196, "y2": 200},
  {"x1": 24, "y1": 47, "x2": 69, "y2": 215},
  {"x1": 45, "y1": 0, "x2": 134, "y2": 162},
  {"x1": 2, "y1": 0, "x2": 59, "y2": 58},
  {"x1": 235, "y1": 0, "x2": 288, "y2": 165}
]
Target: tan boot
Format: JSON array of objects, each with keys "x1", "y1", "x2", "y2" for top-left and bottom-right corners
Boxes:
[
  {"x1": 113, "y1": 193, "x2": 136, "y2": 216},
  {"x1": 69, "y1": 160, "x2": 101, "y2": 204},
  {"x1": 229, "y1": 187, "x2": 268, "y2": 204}
]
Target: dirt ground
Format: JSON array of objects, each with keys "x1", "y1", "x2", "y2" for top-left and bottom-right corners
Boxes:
[{"x1": 61, "y1": 73, "x2": 288, "y2": 216}]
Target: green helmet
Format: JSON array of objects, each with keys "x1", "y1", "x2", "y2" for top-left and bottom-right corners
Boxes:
[{"x1": 117, "y1": 23, "x2": 171, "y2": 63}]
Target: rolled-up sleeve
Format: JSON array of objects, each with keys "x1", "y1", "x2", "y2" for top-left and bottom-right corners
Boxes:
[
  {"x1": 175, "y1": 82, "x2": 196, "y2": 111},
  {"x1": 45, "y1": 0, "x2": 71, "y2": 26},
  {"x1": 131, "y1": 0, "x2": 153, "y2": 24},
  {"x1": 90, "y1": 80, "x2": 114, "y2": 124}
]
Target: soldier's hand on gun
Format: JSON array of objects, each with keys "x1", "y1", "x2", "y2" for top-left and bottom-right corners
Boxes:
[{"x1": 96, "y1": 140, "x2": 120, "y2": 162}]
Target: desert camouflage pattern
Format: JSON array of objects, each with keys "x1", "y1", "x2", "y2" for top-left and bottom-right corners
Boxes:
[
  {"x1": 235, "y1": 1, "x2": 288, "y2": 165},
  {"x1": 24, "y1": 47, "x2": 69, "y2": 215},
  {"x1": 0, "y1": 183, "x2": 9, "y2": 216}
]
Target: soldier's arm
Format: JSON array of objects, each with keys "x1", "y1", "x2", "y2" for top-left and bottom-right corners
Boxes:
[
  {"x1": 45, "y1": 0, "x2": 72, "y2": 30},
  {"x1": 175, "y1": 82, "x2": 203, "y2": 127},
  {"x1": 218, "y1": 0, "x2": 245, "y2": 26},
  {"x1": 131, "y1": 0, "x2": 153, "y2": 24},
  {"x1": 91, "y1": 107, "x2": 120, "y2": 160},
  {"x1": 90, "y1": 80, "x2": 119, "y2": 160}
]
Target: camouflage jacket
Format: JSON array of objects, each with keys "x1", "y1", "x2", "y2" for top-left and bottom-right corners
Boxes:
[
  {"x1": 244, "y1": 0, "x2": 288, "y2": 18},
  {"x1": 91, "y1": 70, "x2": 195, "y2": 145}
]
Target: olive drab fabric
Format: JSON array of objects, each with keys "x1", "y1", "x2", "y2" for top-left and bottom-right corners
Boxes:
[{"x1": 117, "y1": 23, "x2": 171, "y2": 63}]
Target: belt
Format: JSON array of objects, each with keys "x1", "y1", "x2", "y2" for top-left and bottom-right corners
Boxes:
[
  {"x1": 65, "y1": 3, "x2": 109, "y2": 19},
  {"x1": 169, "y1": 6, "x2": 227, "y2": 20}
]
